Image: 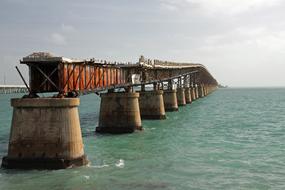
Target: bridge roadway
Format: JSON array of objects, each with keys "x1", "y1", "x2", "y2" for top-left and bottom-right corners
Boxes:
[{"x1": 1, "y1": 52, "x2": 218, "y2": 170}]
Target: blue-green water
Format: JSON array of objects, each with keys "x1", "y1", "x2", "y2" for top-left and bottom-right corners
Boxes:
[{"x1": 0, "y1": 88, "x2": 285, "y2": 190}]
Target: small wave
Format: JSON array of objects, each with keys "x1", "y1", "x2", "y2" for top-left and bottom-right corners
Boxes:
[
  {"x1": 143, "y1": 127, "x2": 156, "y2": 131},
  {"x1": 88, "y1": 164, "x2": 110, "y2": 169},
  {"x1": 83, "y1": 175, "x2": 90, "y2": 180},
  {"x1": 82, "y1": 130, "x2": 96, "y2": 137},
  {"x1": 115, "y1": 159, "x2": 125, "y2": 168}
]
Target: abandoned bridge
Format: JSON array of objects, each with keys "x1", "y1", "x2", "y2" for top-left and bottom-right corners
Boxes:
[{"x1": 2, "y1": 52, "x2": 218, "y2": 170}]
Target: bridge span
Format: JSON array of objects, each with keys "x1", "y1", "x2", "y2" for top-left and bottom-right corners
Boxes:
[{"x1": 2, "y1": 52, "x2": 218, "y2": 170}]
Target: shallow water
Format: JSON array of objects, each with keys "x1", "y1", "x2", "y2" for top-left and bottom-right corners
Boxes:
[{"x1": 0, "y1": 88, "x2": 285, "y2": 190}]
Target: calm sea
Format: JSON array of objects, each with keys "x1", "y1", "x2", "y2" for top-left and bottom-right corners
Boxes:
[{"x1": 0, "y1": 88, "x2": 285, "y2": 190}]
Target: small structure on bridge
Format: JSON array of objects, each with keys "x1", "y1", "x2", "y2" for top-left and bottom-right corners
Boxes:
[{"x1": 1, "y1": 52, "x2": 218, "y2": 170}]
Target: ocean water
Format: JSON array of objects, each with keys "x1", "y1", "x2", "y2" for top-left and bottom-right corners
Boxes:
[{"x1": 0, "y1": 88, "x2": 285, "y2": 190}]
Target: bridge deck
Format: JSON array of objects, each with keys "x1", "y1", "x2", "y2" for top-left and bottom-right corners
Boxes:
[{"x1": 20, "y1": 53, "x2": 217, "y2": 95}]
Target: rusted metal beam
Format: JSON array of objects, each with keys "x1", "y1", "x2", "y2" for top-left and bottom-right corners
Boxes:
[
  {"x1": 19, "y1": 53, "x2": 218, "y2": 95},
  {"x1": 34, "y1": 65, "x2": 59, "y2": 91},
  {"x1": 39, "y1": 67, "x2": 58, "y2": 88},
  {"x1": 15, "y1": 66, "x2": 31, "y2": 94}
]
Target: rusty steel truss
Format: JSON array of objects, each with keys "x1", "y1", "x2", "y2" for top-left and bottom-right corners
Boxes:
[{"x1": 19, "y1": 53, "x2": 218, "y2": 96}]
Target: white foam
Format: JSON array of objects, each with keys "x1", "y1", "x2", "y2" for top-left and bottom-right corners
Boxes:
[
  {"x1": 88, "y1": 164, "x2": 109, "y2": 169},
  {"x1": 83, "y1": 175, "x2": 90, "y2": 180},
  {"x1": 115, "y1": 159, "x2": 125, "y2": 168}
]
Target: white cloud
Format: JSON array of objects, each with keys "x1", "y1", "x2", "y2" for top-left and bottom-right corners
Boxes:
[
  {"x1": 195, "y1": 0, "x2": 281, "y2": 14},
  {"x1": 61, "y1": 24, "x2": 75, "y2": 33},
  {"x1": 255, "y1": 31, "x2": 285, "y2": 53},
  {"x1": 159, "y1": 0, "x2": 185, "y2": 11},
  {"x1": 50, "y1": 33, "x2": 66, "y2": 45},
  {"x1": 160, "y1": 0, "x2": 282, "y2": 15},
  {"x1": 48, "y1": 24, "x2": 76, "y2": 46}
]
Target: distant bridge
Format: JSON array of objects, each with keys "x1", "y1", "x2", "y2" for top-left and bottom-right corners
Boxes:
[{"x1": 0, "y1": 85, "x2": 28, "y2": 94}]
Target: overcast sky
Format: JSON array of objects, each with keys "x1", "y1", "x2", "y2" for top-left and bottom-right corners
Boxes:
[{"x1": 1, "y1": 0, "x2": 285, "y2": 87}]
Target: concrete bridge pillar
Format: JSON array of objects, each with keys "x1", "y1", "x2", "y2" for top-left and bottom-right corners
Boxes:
[
  {"x1": 176, "y1": 87, "x2": 186, "y2": 106},
  {"x1": 203, "y1": 85, "x2": 207, "y2": 96},
  {"x1": 163, "y1": 80, "x2": 178, "y2": 111},
  {"x1": 208, "y1": 85, "x2": 212, "y2": 94},
  {"x1": 195, "y1": 85, "x2": 199, "y2": 99},
  {"x1": 164, "y1": 89, "x2": 178, "y2": 111},
  {"x1": 184, "y1": 87, "x2": 192, "y2": 104},
  {"x1": 208, "y1": 85, "x2": 213, "y2": 94},
  {"x1": 176, "y1": 77, "x2": 186, "y2": 106},
  {"x1": 183, "y1": 75, "x2": 192, "y2": 104},
  {"x1": 208, "y1": 85, "x2": 214, "y2": 94},
  {"x1": 96, "y1": 92, "x2": 142, "y2": 134},
  {"x1": 198, "y1": 84, "x2": 205, "y2": 98},
  {"x1": 1, "y1": 98, "x2": 88, "y2": 169},
  {"x1": 204, "y1": 85, "x2": 209, "y2": 96},
  {"x1": 139, "y1": 90, "x2": 166, "y2": 120},
  {"x1": 190, "y1": 86, "x2": 196, "y2": 101}
]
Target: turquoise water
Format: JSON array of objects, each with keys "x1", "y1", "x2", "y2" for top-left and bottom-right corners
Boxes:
[{"x1": 0, "y1": 88, "x2": 285, "y2": 190}]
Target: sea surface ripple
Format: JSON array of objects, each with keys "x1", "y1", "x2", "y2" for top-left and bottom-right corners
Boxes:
[{"x1": 0, "y1": 88, "x2": 285, "y2": 190}]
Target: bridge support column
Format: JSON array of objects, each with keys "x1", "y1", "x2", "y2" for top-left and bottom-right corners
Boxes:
[
  {"x1": 203, "y1": 85, "x2": 207, "y2": 96},
  {"x1": 163, "y1": 89, "x2": 178, "y2": 112},
  {"x1": 195, "y1": 85, "x2": 199, "y2": 99},
  {"x1": 139, "y1": 90, "x2": 166, "y2": 120},
  {"x1": 96, "y1": 92, "x2": 142, "y2": 134},
  {"x1": 176, "y1": 88, "x2": 186, "y2": 106},
  {"x1": 190, "y1": 87, "x2": 196, "y2": 101},
  {"x1": 208, "y1": 86, "x2": 212, "y2": 94},
  {"x1": 204, "y1": 85, "x2": 209, "y2": 96},
  {"x1": 198, "y1": 85, "x2": 205, "y2": 98},
  {"x1": 1, "y1": 98, "x2": 88, "y2": 169},
  {"x1": 184, "y1": 87, "x2": 192, "y2": 104},
  {"x1": 208, "y1": 85, "x2": 217, "y2": 94}
]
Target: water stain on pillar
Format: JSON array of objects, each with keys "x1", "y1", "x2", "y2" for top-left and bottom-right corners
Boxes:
[
  {"x1": 138, "y1": 90, "x2": 166, "y2": 120},
  {"x1": 163, "y1": 89, "x2": 178, "y2": 112},
  {"x1": 96, "y1": 92, "x2": 142, "y2": 134},
  {"x1": 176, "y1": 88, "x2": 186, "y2": 106},
  {"x1": 1, "y1": 98, "x2": 88, "y2": 170}
]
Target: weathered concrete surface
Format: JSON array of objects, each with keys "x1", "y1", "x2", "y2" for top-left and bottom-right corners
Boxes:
[
  {"x1": 96, "y1": 92, "x2": 142, "y2": 134},
  {"x1": 176, "y1": 88, "x2": 186, "y2": 106},
  {"x1": 195, "y1": 86, "x2": 199, "y2": 99},
  {"x1": 198, "y1": 85, "x2": 205, "y2": 98},
  {"x1": 191, "y1": 87, "x2": 196, "y2": 101},
  {"x1": 184, "y1": 87, "x2": 192, "y2": 104},
  {"x1": 139, "y1": 90, "x2": 166, "y2": 120},
  {"x1": 204, "y1": 85, "x2": 208, "y2": 96},
  {"x1": 1, "y1": 98, "x2": 88, "y2": 169},
  {"x1": 163, "y1": 89, "x2": 178, "y2": 112}
]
